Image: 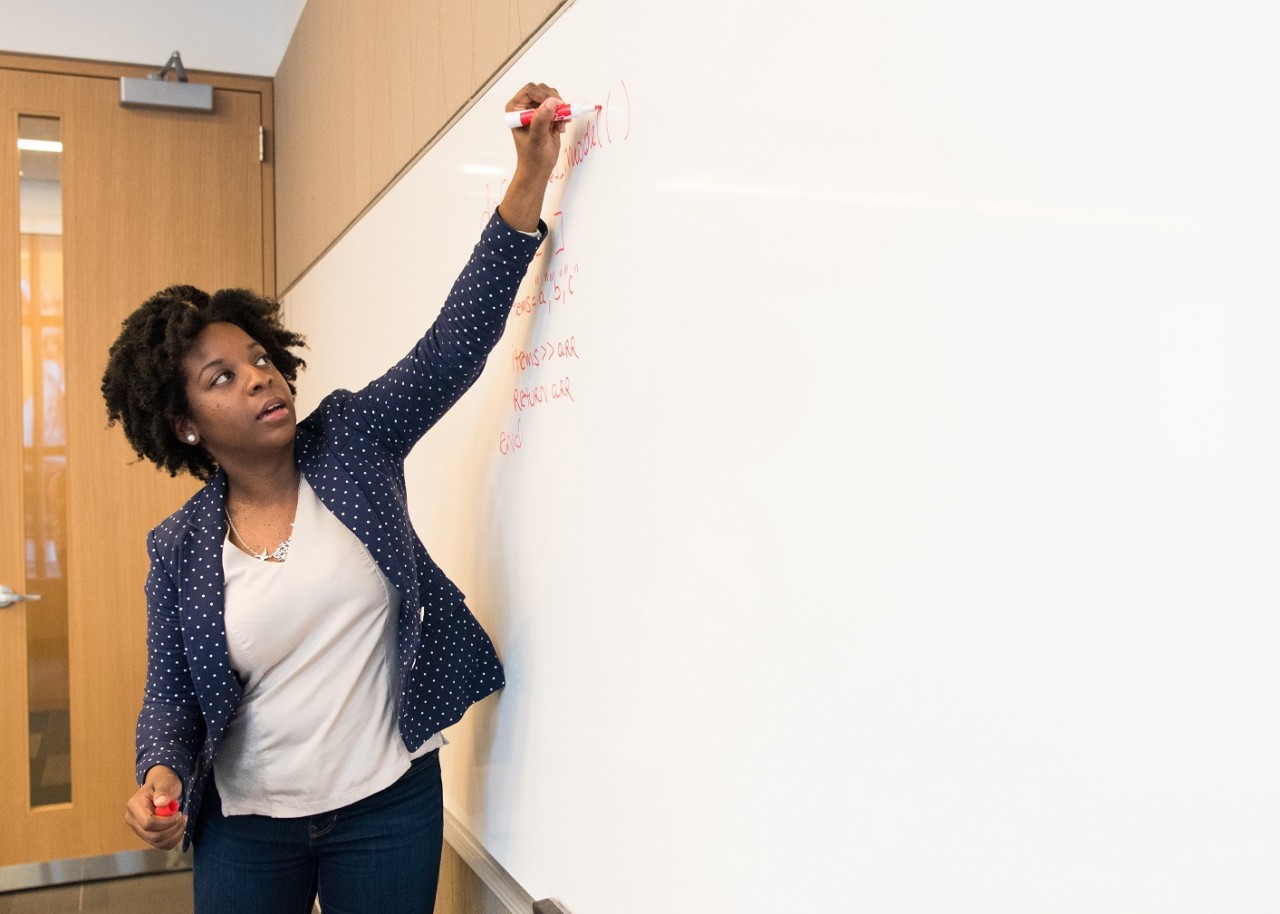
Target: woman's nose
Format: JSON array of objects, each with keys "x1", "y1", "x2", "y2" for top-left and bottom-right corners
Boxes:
[{"x1": 245, "y1": 364, "x2": 271, "y2": 391}]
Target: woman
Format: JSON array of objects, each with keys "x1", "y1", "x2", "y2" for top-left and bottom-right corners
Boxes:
[{"x1": 104, "y1": 83, "x2": 566, "y2": 913}]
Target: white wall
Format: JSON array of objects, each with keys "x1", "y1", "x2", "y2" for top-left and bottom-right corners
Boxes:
[{"x1": 0, "y1": 0, "x2": 306, "y2": 76}]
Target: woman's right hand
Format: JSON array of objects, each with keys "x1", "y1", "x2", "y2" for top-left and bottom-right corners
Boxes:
[
  {"x1": 499, "y1": 81, "x2": 566, "y2": 232},
  {"x1": 507, "y1": 82, "x2": 566, "y2": 185},
  {"x1": 124, "y1": 765, "x2": 186, "y2": 850}
]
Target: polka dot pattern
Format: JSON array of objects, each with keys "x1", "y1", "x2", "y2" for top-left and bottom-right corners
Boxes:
[{"x1": 135, "y1": 213, "x2": 544, "y2": 849}]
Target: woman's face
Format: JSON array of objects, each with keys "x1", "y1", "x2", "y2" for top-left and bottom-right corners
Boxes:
[{"x1": 173, "y1": 321, "x2": 297, "y2": 466}]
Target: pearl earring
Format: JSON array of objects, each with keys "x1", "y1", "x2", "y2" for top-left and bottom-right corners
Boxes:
[{"x1": 187, "y1": 434, "x2": 197, "y2": 444}]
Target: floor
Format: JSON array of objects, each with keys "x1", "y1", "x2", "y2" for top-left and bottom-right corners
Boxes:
[
  {"x1": 0, "y1": 872, "x2": 193, "y2": 914},
  {"x1": 0, "y1": 874, "x2": 353, "y2": 914}
]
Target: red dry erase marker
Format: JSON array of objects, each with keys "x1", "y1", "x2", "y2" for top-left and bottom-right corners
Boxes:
[
  {"x1": 155, "y1": 800, "x2": 180, "y2": 817},
  {"x1": 505, "y1": 103, "x2": 600, "y2": 129}
]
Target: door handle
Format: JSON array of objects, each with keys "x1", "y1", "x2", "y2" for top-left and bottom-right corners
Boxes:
[{"x1": 0, "y1": 585, "x2": 42, "y2": 608}]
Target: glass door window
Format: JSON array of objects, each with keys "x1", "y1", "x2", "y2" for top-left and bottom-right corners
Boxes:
[{"x1": 19, "y1": 114, "x2": 70, "y2": 807}]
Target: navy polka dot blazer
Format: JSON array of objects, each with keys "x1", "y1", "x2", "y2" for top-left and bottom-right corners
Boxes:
[{"x1": 135, "y1": 213, "x2": 544, "y2": 849}]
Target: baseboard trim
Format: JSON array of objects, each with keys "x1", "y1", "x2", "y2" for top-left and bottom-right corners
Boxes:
[
  {"x1": 0, "y1": 848, "x2": 190, "y2": 894},
  {"x1": 443, "y1": 809, "x2": 534, "y2": 914}
]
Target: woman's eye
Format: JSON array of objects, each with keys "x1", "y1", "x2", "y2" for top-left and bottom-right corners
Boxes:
[
  {"x1": 256, "y1": 354, "x2": 271, "y2": 366},
  {"x1": 212, "y1": 370, "x2": 232, "y2": 386}
]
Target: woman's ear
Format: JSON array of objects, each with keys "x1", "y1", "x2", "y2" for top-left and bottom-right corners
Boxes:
[{"x1": 172, "y1": 417, "x2": 199, "y2": 447}]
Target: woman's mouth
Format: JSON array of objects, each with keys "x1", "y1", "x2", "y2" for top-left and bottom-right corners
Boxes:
[{"x1": 257, "y1": 399, "x2": 289, "y2": 421}]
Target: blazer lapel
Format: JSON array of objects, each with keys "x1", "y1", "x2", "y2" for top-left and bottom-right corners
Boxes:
[
  {"x1": 178, "y1": 471, "x2": 242, "y2": 737},
  {"x1": 299, "y1": 441, "x2": 418, "y2": 604}
]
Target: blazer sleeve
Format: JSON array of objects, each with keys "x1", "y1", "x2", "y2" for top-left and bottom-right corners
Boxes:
[
  {"x1": 335, "y1": 210, "x2": 545, "y2": 460},
  {"x1": 134, "y1": 528, "x2": 205, "y2": 794}
]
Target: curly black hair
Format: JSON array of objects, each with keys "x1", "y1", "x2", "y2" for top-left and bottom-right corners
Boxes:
[{"x1": 101, "y1": 285, "x2": 307, "y2": 482}]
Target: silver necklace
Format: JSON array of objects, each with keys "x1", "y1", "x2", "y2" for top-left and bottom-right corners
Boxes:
[{"x1": 226, "y1": 475, "x2": 302, "y2": 563}]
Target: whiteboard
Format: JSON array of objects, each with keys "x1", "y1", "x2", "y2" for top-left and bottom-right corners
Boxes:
[{"x1": 284, "y1": 1, "x2": 1280, "y2": 910}]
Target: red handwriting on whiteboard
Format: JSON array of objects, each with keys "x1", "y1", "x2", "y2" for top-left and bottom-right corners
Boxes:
[
  {"x1": 524, "y1": 208, "x2": 575, "y2": 311},
  {"x1": 513, "y1": 262, "x2": 580, "y2": 318},
  {"x1": 511, "y1": 336, "x2": 581, "y2": 374},
  {"x1": 553, "y1": 210, "x2": 566, "y2": 256},
  {"x1": 549, "y1": 119, "x2": 599, "y2": 184},
  {"x1": 487, "y1": 76, "x2": 623, "y2": 455},
  {"x1": 481, "y1": 179, "x2": 509, "y2": 227},
  {"x1": 534, "y1": 208, "x2": 569, "y2": 262},
  {"x1": 603, "y1": 78, "x2": 631, "y2": 145},
  {"x1": 548, "y1": 78, "x2": 631, "y2": 186},
  {"x1": 512, "y1": 376, "x2": 575, "y2": 412},
  {"x1": 499, "y1": 418, "x2": 523, "y2": 455}
]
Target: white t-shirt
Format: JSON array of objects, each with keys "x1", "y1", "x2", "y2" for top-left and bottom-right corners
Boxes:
[{"x1": 214, "y1": 475, "x2": 443, "y2": 817}]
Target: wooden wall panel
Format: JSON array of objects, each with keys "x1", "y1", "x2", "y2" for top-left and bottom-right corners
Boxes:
[
  {"x1": 437, "y1": 842, "x2": 510, "y2": 914},
  {"x1": 273, "y1": 0, "x2": 567, "y2": 292}
]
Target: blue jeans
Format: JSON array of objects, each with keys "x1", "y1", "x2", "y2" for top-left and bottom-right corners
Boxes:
[{"x1": 192, "y1": 752, "x2": 443, "y2": 914}]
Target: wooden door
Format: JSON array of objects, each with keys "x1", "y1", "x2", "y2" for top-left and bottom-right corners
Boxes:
[{"x1": 0, "y1": 55, "x2": 273, "y2": 867}]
